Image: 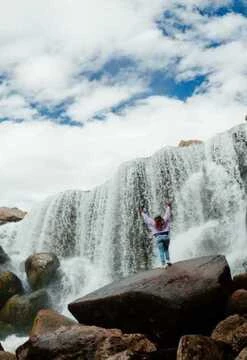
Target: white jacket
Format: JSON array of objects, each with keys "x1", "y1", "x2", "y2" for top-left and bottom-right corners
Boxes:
[{"x1": 141, "y1": 206, "x2": 171, "y2": 236}]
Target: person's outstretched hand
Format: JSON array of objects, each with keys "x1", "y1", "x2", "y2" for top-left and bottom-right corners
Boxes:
[{"x1": 139, "y1": 207, "x2": 146, "y2": 214}]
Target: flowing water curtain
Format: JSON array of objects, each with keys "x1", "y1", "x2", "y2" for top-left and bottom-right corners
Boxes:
[
  {"x1": 1, "y1": 123, "x2": 247, "y2": 283},
  {"x1": 172, "y1": 126, "x2": 247, "y2": 266},
  {"x1": 115, "y1": 159, "x2": 153, "y2": 276}
]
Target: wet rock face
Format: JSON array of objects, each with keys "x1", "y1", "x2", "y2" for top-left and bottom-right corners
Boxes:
[
  {"x1": 0, "y1": 207, "x2": 27, "y2": 225},
  {"x1": 16, "y1": 324, "x2": 156, "y2": 360},
  {"x1": 0, "y1": 272, "x2": 23, "y2": 308},
  {"x1": 25, "y1": 253, "x2": 60, "y2": 290},
  {"x1": 68, "y1": 255, "x2": 232, "y2": 347}
]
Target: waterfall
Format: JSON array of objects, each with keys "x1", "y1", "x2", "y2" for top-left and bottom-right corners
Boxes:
[{"x1": 1, "y1": 124, "x2": 247, "y2": 316}]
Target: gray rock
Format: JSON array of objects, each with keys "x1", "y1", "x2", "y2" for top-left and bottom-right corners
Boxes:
[
  {"x1": 0, "y1": 289, "x2": 50, "y2": 333},
  {"x1": 0, "y1": 272, "x2": 23, "y2": 308}
]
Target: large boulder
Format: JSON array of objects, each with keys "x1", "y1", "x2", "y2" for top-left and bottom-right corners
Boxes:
[
  {"x1": 16, "y1": 324, "x2": 156, "y2": 360},
  {"x1": 68, "y1": 256, "x2": 232, "y2": 347},
  {"x1": 0, "y1": 208, "x2": 27, "y2": 225},
  {"x1": 30, "y1": 309, "x2": 76, "y2": 337},
  {"x1": 177, "y1": 335, "x2": 227, "y2": 360},
  {"x1": 25, "y1": 253, "x2": 60, "y2": 290},
  {"x1": 0, "y1": 272, "x2": 23, "y2": 308},
  {"x1": 0, "y1": 289, "x2": 50, "y2": 332}
]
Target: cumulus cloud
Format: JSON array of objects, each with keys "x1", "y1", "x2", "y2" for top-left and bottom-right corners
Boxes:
[{"x1": 0, "y1": 0, "x2": 247, "y2": 209}]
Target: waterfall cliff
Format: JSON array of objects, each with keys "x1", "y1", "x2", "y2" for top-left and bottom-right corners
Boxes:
[{"x1": 1, "y1": 123, "x2": 247, "y2": 312}]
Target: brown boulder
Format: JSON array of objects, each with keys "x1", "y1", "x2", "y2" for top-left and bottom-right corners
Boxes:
[
  {"x1": 236, "y1": 347, "x2": 247, "y2": 360},
  {"x1": 0, "y1": 208, "x2": 27, "y2": 225},
  {"x1": 68, "y1": 256, "x2": 232, "y2": 347},
  {"x1": 16, "y1": 324, "x2": 156, "y2": 360},
  {"x1": 30, "y1": 309, "x2": 76, "y2": 337},
  {"x1": 227, "y1": 290, "x2": 247, "y2": 314},
  {"x1": 233, "y1": 274, "x2": 247, "y2": 291},
  {"x1": 211, "y1": 314, "x2": 246, "y2": 346},
  {"x1": 0, "y1": 352, "x2": 16, "y2": 360},
  {"x1": 0, "y1": 272, "x2": 23, "y2": 308},
  {"x1": 177, "y1": 335, "x2": 226, "y2": 360},
  {"x1": 178, "y1": 140, "x2": 203, "y2": 147},
  {"x1": 232, "y1": 323, "x2": 247, "y2": 354},
  {"x1": 25, "y1": 253, "x2": 60, "y2": 290}
]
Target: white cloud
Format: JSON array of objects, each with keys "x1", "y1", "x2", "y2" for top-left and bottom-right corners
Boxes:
[
  {"x1": 0, "y1": 93, "x2": 245, "y2": 210},
  {"x1": 0, "y1": 0, "x2": 247, "y2": 209}
]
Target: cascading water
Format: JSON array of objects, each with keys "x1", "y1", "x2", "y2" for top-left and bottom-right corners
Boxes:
[{"x1": 1, "y1": 124, "x2": 247, "y2": 328}]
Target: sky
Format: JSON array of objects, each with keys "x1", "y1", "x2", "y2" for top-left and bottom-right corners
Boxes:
[{"x1": 0, "y1": 0, "x2": 247, "y2": 210}]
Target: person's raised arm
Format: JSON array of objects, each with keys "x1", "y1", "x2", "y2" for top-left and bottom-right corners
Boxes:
[
  {"x1": 163, "y1": 202, "x2": 171, "y2": 222},
  {"x1": 140, "y1": 208, "x2": 155, "y2": 228}
]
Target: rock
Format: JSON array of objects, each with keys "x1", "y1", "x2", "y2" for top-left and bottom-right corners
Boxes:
[
  {"x1": 177, "y1": 335, "x2": 226, "y2": 360},
  {"x1": 30, "y1": 309, "x2": 76, "y2": 337},
  {"x1": 232, "y1": 323, "x2": 247, "y2": 354},
  {"x1": 0, "y1": 248, "x2": 10, "y2": 265},
  {"x1": 211, "y1": 314, "x2": 247, "y2": 346},
  {"x1": 25, "y1": 253, "x2": 60, "y2": 290},
  {"x1": 16, "y1": 324, "x2": 156, "y2": 360},
  {"x1": 0, "y1": 321, "x2": 15, "y2": 339},
  {"x1": 0, "y1": 352, "x2": 16, "y2": 360},
  {"x1": 0, "y1": 208, "x2": 27, "y2": 225},
  {"x1": 0, "y1": 289, "x2": 50, "y2": 332},
  {"x1": 68, "y1": 256, "x2": 232, "y2": 347},
  {"x1": 236, "y1": 347, "x2": 247, "y2": 359},
  {"x1": 227, "y1": 290, "x2": 247, "y2": 314},
  {"x1": 0, "y1": 272, "x2": 23, "y2": 308},
  {"x1": 233, "y1": 274, "x2": 247, "y2": 291},
  {"x1": 178, "y1": 139, "x2": 203, "y2": 147}
]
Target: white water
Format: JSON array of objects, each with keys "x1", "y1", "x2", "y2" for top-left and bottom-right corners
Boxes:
[{"x1": 1, "y1": 124, "x2": 247, "y2": 351}]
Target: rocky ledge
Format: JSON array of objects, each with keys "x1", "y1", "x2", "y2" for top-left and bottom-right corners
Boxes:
[{"x1": 0, "y1": 207, "x2": 27, "y2": 225}]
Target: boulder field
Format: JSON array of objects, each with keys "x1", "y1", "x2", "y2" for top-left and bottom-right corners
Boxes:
[{"x1": 3, "y1": 254, "x2": 247, "y2": 359}]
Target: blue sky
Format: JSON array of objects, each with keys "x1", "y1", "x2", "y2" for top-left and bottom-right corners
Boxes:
[{"x1": 0, "y1": 0, "x2": 247, "y2": 208}]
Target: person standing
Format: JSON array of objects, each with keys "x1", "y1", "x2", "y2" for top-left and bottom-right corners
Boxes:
[{"x1": 140, "y1": 202, "x2": 172, "y2": 268}]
